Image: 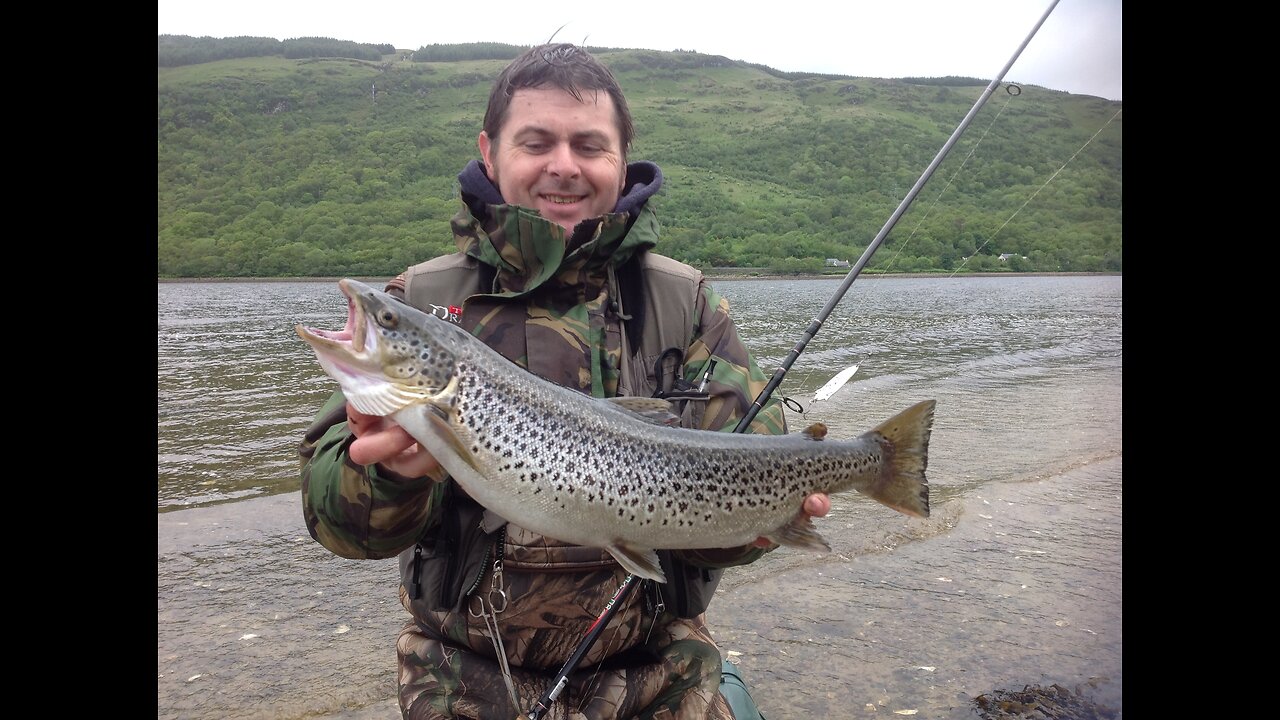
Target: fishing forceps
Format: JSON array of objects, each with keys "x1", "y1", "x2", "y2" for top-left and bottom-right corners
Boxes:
[{"x1": 469, "y1": 556, "x2": 519, "y2": 709}]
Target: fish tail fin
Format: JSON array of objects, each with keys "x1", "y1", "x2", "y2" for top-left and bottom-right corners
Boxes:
[{"x1": 862, "y1": 399, "x2": 935, "y2": 519}]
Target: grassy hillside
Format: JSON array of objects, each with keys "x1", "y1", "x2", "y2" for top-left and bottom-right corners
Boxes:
[{"x1": 157, "y1": 43, "x2": 1122, "y2": 277}]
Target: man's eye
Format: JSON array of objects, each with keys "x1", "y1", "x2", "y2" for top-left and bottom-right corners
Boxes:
[{"x1": 524, "y1": 142, "x2": 548, "y2": 152}]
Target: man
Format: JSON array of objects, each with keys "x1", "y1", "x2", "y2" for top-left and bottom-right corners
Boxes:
[{"x1": 299, "y1": 43, "x2": 830, "y2": 720}]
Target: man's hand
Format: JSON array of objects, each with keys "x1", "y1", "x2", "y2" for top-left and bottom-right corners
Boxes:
[
  {"x1": 752, "y1": 493, "x2": 831, "y2": 548},
  {"x1": 346, "y1": 403, "x2": 441, "y2": 478}
]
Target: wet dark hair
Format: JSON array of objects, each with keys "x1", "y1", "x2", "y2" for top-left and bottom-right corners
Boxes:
[{"x1": 482, "y1": 43, "x2": 634, "y2": 159}]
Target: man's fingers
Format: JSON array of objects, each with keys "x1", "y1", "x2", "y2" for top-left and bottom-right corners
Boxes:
[
  {"x1": 348, "y1": 425, "x2": 418, "y2": 466},
  {"x1": 803, "y1": 494, "x2": 832, "y2": 518}
]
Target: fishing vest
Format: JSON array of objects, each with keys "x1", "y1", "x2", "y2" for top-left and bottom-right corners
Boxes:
[{"x1": 395, "y1": 250, "x2": 726, "y2": 623}]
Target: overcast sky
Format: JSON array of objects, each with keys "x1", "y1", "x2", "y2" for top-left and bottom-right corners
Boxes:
[{"x1": 157, "y1": 0, "x2": 1122, "y2": 101}]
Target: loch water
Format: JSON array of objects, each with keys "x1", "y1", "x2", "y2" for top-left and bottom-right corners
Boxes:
[{"x1": 158, "y1": 275, "x2": 1122, "y2": 719}]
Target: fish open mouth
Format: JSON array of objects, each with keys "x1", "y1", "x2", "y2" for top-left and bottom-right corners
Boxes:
[
  {"x1": 296, "y1": 279, "x2": 367, "y2": 354},
  {"x1": 295, "y1": 279, "x2": 439, "y2": 417}
]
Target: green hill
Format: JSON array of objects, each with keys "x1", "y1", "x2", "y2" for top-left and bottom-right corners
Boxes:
[{"x1": 157, "y1": 38, "x2": 1122, "y2": 277}]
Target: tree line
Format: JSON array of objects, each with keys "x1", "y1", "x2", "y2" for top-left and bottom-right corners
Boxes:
[{"x1": 158, "y1": 39, "x2": 1122, "y2": 278}]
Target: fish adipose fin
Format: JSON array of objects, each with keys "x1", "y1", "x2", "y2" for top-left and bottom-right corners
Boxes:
[
  {"x1": 864, "y1": 399, "x2": 935, "y2": 519},
  {"x1": 765, "y1": 514, "x2": 832, "y2": 552},
  {"x1": 606, "y1": 543, "x2": 667, "y2": 583},
  {"x1": 801, "y1": 423, "x2": 829, "y2": 440}
]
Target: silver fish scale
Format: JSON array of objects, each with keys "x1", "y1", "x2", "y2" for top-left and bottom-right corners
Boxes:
[{"x1": 443, "y1": 344, "x2": 890, "y2": 550}]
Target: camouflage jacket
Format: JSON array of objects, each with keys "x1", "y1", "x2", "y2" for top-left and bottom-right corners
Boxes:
[{"x1": 299, "y1": 160, "x2": 787, "y2": 677}]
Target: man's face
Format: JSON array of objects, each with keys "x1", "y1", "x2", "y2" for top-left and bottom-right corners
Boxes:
[{"x1": 478, "y1": 87, "x2": 626, "y2": 232}]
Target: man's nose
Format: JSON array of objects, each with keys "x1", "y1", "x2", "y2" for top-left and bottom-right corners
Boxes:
[{"x1": 545, "y1": 143, "x2": 580, "y2": 178}]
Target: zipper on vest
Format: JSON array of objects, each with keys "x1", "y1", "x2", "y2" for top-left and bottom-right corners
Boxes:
[
  {"x1": 408, "y1": 544, "x2": 424, "y2": 600},
  {"x1": 462, "y1": 525, "x2": 505, "y2": 601}
]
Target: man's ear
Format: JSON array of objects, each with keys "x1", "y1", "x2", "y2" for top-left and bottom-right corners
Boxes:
[{"x1": 478, "y1": 131, "x2": 495, "y2": 177}]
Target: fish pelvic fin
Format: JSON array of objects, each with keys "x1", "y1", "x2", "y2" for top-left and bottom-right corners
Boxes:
[
  {"x1": 865, "y1": 399, "x2": 935, "y2": 519},
  {"x1": 765, "y1": 514, "x2": 832, "y2": 553},
  {"x1": 606, "y1": 543, "x2": 667, "y2": 583}
]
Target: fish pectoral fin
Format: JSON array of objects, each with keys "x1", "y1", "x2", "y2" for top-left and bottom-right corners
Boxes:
[
  {"x1": 424, "y1": 410, "x2": 486, "y2": 476},
  {"x1": 765, "y1": 514, "x2": 832, "y2": 553},
  {"x1": 604, "y1": 397, "x2": 682, "y2": 426},
  {"x1": 606, "y1": 543, "x2": 667, "y2": 583}
]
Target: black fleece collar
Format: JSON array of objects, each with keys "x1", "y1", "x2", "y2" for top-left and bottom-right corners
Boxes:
[{"x1": 456, "y1": 159, "x2": 664, "y2": 219}]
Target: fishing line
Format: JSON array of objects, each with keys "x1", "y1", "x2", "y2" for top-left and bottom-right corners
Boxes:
[
  {"x1": 949, "y1": 107, "x2": 1123, "y2": 273},
  {"x1": 787, "y1": 87, "x2": 1024, "y2": 411},
  {"x1": 798, "y1": 97, "x2": 1120, "y2": 415},
  {"x1": 734, "y1": 0, "x2": 1065, "y2": 432}
]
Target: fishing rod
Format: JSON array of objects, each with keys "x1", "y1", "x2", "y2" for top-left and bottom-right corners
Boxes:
[
  {"x1": 735, "y1": 0, "x2": 1062, "y2": 432},
  {"x1": 518, "y1": 573, "x2": 638, "y2": 720},
  {"x1": 522, "y1": 2, "x2": 1063, "y2": 717}
]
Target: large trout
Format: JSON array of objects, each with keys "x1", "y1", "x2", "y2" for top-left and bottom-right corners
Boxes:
[{"x1": 297, "y1": 279, "x2": 934, "y2": 583}]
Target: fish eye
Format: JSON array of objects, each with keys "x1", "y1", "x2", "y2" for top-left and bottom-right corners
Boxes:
[{"x1": 377, "y1": 309, "x2": 398, "y2": 328}]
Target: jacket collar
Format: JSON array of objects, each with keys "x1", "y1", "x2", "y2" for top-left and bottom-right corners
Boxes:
[{"x1": 450, "y1": 160, "x2": 663, "y2": 298}]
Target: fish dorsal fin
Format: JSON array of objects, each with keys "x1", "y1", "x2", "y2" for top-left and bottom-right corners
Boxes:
[
  {"x1": 605, "y1": 542, "x2": 667, "y2": 583},
  {"x1": 605, "y1": 397, "x2": 681, "y2": 426},
  {"x1": 802, "y1": 423, "x2": 829, "y2": 440}
]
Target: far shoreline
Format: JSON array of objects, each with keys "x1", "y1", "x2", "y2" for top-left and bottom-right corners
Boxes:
[{"x1": 158, "y1": 271, "x2": 1120, "y2": 283}]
